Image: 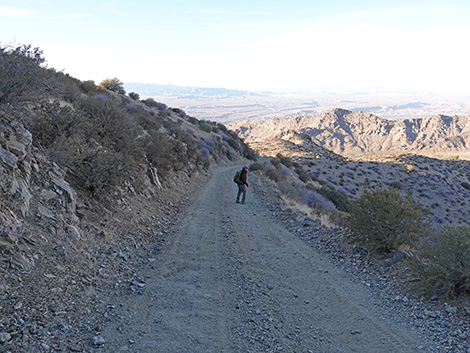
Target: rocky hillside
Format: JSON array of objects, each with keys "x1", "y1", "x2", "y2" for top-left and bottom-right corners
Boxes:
[
  {"x1": 232, "y1": 108, "x2": 470, "y2": 159},
  {"x1": 0, "y1": 44, "x2": 255, "y2": 350}
]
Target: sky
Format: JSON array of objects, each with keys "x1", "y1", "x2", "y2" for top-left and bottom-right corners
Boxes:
[{"x1": 1, "y1": 0, "x2": 469, "y2": 94}]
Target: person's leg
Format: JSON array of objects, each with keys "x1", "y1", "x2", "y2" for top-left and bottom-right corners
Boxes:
[
  {"x1": 240, "y1": 185, "x2": 246, "y2": 203},
  {"x1": 236, "y1": 184, "x2": 243, "y2": 203}
]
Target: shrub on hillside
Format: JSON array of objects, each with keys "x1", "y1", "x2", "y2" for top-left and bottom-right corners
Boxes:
[
  {"x1": 319, "y1": 186, "x2": 352, "y2": 212},
  {"x1": 0, "y1": 43, "x2": 48, "y2": 104},
  {"x1": 27, "y1": 101, "x2": 78, "y2": 148},
  {"x1": 347, "y1": 188, "x2": 432, "y2": 253},
  {"x1": 249, "y1": 162, "x2": 265, "y2": 171},
  {"x1": 240, "y1": 142, "x2": 257, "y2": 160},
  {"x1": 300, "y1": 187, "x2": 335, "y2": 210},
  {"x1": 410, "y1": 225, "x2": 470, "y2": 298},
  {"x1": 294, "y1": 166, "x2": 311, "y2": 183},
  {"x1": 270, "y1": 158, "x2": 281, "y2": 168},
  {"x1": 187, "y1": 116, "x2": 199, "y2": 125},
  {"x1": 266, "y1": 168, "x2": 282, "y2": 182},
  {"x1": 216, "y1": 123, "x2": 227, "y2": 132},
  {"x1": 78, "y1": 80, "x2": 99, "y2": 95},
  {"x1": 98, "y1": 77, "x2": 126, "y2": 95},
  {"x1": 277, "y1": 154, "x2": 293, "y2": 168},
  {"x1": 198, "y1": 122, "x2": 212, "y2": 133},
  {"x1": 128, "y1": 92, "x2": 140, "y2": 100},
  {"x1": 461, "y1": 181, "x2": 470, "y2": 190}
]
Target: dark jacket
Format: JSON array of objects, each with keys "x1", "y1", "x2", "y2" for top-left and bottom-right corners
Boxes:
[{"x1": 240, "y1": 169, "x2": 249, "y2": 187}]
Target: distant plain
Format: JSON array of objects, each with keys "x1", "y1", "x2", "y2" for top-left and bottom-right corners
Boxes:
[{"x1": 126, "y1": 84, "x2": 470, "y2": 125}]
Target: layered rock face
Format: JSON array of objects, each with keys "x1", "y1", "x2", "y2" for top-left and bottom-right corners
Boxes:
[
  {"x1": 233, "y1": 108, "x2": 470, "y2": 159},
  {"x1": 0, "y1": 117, "x2": 79, "y2": 269}
]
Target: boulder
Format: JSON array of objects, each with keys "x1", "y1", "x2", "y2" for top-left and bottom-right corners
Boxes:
[{"x1": 0, "y1": 145, "x2": 18, "y2": 170}]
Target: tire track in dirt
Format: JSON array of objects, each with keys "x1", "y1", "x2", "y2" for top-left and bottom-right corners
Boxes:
[{"x1": 102, "y1": 165, "x2": 427, "y2": 352}]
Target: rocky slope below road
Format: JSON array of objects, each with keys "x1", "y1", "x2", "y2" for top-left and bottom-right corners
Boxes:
[{"x1": 232, "y1": 108, "x2": 470, "y2": 159}]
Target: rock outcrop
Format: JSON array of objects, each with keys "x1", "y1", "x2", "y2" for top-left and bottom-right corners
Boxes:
[
  {"x1": 0, "y1": 117, "x2": 79, "y2": 269},
  {"x1": 232, "y1": 109, "x2": 470, "y2": 159}
]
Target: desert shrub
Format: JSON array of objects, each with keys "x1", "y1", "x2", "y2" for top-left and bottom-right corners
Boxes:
[
  {"x1": 347, "y1": 188, "x2": 432, "y2": 253},
  {"x1": 239, "y1": 141, "x2": 257, "y2": 160},
  {"x1": 0, "y1": 43, "x2": 48, "y2": 104},
  {"x1": 270, "y1": 158, "x2": 281, "y2": 168},
  {"x1": 389, "y1": 181, "x2": 402, "y2": 189},
  {"x1": 411, "y1": 225, "x2": 470, "y2": 298},
  {"x1": 141, "y1": 99, "x2": 167, "y2": 111},
  {"x1": 300, "y1": 187, "x2": 335, "y2": 210},
  {"x1": 226, "y1": 137, "x2": 240, "y2": 150},
  {"x1": 27, "y1": 101, "x2": 78, "y2": 148},
  {"x1": 219, "y1": 140, "x2": 237, "y2": 161},
  {"x1": 81, "y1": 148, "x2": 138, "y2": 197},
  {"x1": 79, "y1": 80, "x2": 98, "y2": 94},
  {"x1": 294, "y1": 167, "x2": 311, "y2": 183},
  {"x1": 461, "y1": 182, "x2": 470, "y2": 190},
  {"x1": 243, "y1": 148, "x2": 257, "y2": 161},
  {"x1": 266, "y1": 168, "x2": 282, "y2": 182},
  {"x1": 198, "y1": 123, "x2": 212, "y2": 133},
  {"x1": 277, "y1": 154, "x2": 293, "y2": 168},
  {"x1": 280, "y1": 165, "x2": 291, "y2": 177},
  {"x1": 98, "y1": 77, "x2": 125, "y2": 95},
  {"x1": 249, "y1": 162, "x2": 265, "y2": 171},
  {"x1": 278, "y1": 182, "x2": 301, "y2": 201},
  {"x1": 216, "y1": 123, "x2": 227, "y2": 132},
  {"x1": 142, "y1": 98, "x2": 156, "y2": 107},
  {"x1": 125, "y1": 103, "x2": 139, "y2": 113},
  {"x1": 319, "y1": 186, "x2": 352, "y2": 212},
  {"x1": 128, "y1": 92, "x2": 140, "y2": 100},
  {"x1": 171, "y1": 107, "x2": 186, "y2": 118},
  {"x1": 187, "y1": 116, "x2": 199, "y2": 125}
]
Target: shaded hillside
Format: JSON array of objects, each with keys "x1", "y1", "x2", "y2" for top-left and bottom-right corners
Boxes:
[
  {"x1": 233, "y1": 108, "x2": 470, "y2": 159},
  {"x1": 0, "y1": 43, "x2": 256, "y2": 350},
  {"x1": 0, "y1": 43, "x2": 255, "y2": 269},
  {"x1": 244, "y1": 128, "x2": 470, "y2": 228}
]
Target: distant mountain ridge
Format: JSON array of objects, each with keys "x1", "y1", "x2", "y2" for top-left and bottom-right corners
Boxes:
[
  {"x1": 124, "y1": 83, "x2": 264, "y2": 99},
  {"x1": 232, "y1": 108, "x2": 470, "y2": 159}
]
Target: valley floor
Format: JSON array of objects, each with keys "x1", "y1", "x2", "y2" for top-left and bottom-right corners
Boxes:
[{"x1": 98, "y1": 166, "x2": 432, "y2": 352}]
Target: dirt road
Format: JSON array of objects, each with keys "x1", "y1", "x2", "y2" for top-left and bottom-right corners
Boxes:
[{"x1": 102, "y1": 166, "x2": 427, "y2": 352}]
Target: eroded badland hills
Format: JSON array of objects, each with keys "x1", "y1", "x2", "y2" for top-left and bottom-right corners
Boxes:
[{"x1": 231, "y1": 108, "x2": 470, "y2": 227}]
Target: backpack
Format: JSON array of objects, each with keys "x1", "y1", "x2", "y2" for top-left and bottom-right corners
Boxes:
[{"x1": 233, "y1": 170, "x2": 242, "y2": 184}]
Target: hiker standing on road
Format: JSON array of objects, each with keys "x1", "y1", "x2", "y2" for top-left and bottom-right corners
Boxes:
[{"x1": 235, "y1": 166, "x2": 249, "y2": 204}]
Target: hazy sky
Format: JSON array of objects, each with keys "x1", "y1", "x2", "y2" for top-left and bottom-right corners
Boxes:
[{"x1": 1, "y1": 0, "x2": 469, "y2": 94}]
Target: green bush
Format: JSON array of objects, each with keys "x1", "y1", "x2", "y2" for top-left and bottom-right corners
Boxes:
[
  {"x1": 98, "y1": 77, "x2": 125, "y2": 95},
  {"x1": 128, "y1": 92, "x2": 140, "y2": 100},
  {"x1": 266, "y1": 168, "x2": 282, "y2": 182},
  {"x1": 347, "y1": 188, "x2": 431, "y2": 253},
  {"x1": 389, "y1": 181, "x2": 402, "y2": 189},
  {"x1": 294, "y1": 166, "x2": 311, "y2": 183},
  {"x1": 187, "y1": 116, "x2": 199, "y2": 125},
  {"x1": 79, "y1": 80, "x2": 98, "y2": 94},
  {"x1": 411, "y1": 225, "x2": 470, "y2": 298},
  {"x1": 226, "y1": 138, "x2": 239, "y2": 150},
  {"x1": 199, "y1": 123, "x2": 212, "y2": 133},
  {"x1": 216, "y1": 123, "x2": 227, "y2": 132},
  {"x1": 249, "y1": 162, "x2": 265, "y2": 171},
  {"x1": 319, "y1": 187, "x2": 352, "y2": 212},
  {"x1": 0, "y1": 43, "x2": 48, "y2": 104},
  {"x1": 277, "y1": 154, "x2": 293, "y2": 168}
]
